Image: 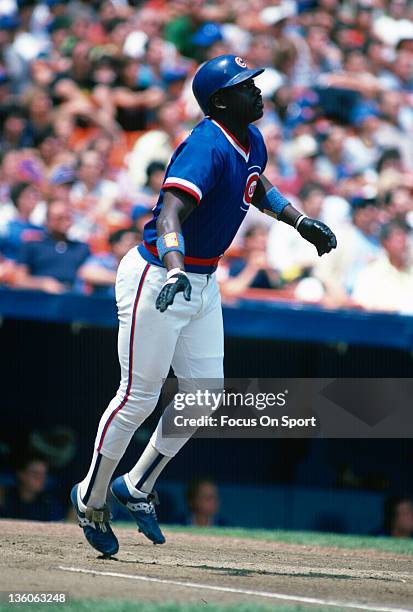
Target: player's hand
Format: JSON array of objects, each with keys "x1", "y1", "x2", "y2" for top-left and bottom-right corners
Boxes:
[
  {"x1": 155, "y1": 271, "x2": 192, "y2": 312},
  {"x1": 297, "y1": 218, "x2": 337, "y2": 256}
]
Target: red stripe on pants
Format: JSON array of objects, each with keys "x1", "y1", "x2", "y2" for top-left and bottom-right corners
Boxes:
[{"x1": 97, "y1": 263, "x2": 150, "y2": 452}]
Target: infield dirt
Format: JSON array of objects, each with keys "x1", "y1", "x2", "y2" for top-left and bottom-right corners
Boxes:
[{"x1": 1, "y1": 520, "x2": 412, "y2": 610}]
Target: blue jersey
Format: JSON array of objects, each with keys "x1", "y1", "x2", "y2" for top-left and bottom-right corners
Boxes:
[{"x1": 138, "y1": 118, "x2": 267, "y2": 274}]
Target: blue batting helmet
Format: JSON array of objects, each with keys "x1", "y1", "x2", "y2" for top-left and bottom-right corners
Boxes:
[{"x1": 192, "y1": 55, "x2": 265, "y2": 115}]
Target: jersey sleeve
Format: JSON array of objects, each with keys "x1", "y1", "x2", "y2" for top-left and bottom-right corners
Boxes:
[
  {"x1": 249, "y1": 125, "x2": 268, "y2": 175},
  {"x1": 162, "y1": 137, "x2": 223, "y2": 205},
  {"x1": 261, "y1": 140, "x2": 268, "y2": 175}
]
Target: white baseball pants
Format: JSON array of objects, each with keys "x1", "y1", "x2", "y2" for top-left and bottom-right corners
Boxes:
[{"x1": 94, "y1": 247, "x2": 224, "y2": 459}]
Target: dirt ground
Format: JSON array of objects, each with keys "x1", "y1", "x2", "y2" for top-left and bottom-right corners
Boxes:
[{"x1": 1, "y1": 520, "x2": 412, "y2": 611}]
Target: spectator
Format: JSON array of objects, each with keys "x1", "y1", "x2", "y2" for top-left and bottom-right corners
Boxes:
[
  {"x1": 143, "y1": 161, "x2": 167, "y2": 200},
  {"x1": 0, "y1": 253, "x2": 17, "y2": 286},
  {"x1": 267, "y1": 182, "x2": 327, "y2": 283},
  {"x1": 375, "y1": 497, "x2": 413, "y2": 538},
  {"x1": 3, "y1": 10, "x2": 46, "y2": 95},
  {"x1": 220, "y1": 225, "x2": 280, "y2": 298},
  {"x1": 377, "y1": 148, "x2": 404, "y2": 175},
  {"x1": 380, "y1": 50, "x2": 413, "y2": 93},
  {"x1": 164, "y1": 1, "x2": 201, "y2": 60},
  {"x1": 314, "y1": 193, "x2": 382, "y2": 306},
  {"x1": 316, "y1": 126, "x2": 349, "y2": 185},
  {"x1": 179, "y1": 478, "x2": 229, "y2": 527},
  {"x1": 383, "y1": 187, "x2": 413, "y2": 227},
  {"x1": 346, "y1": 108, "x2": 399, "y2": 176},
  {"x1": 376, "y1": 94, "x2": 413, "y2": 168},
  {"x1": 34, "y1": 127, "x2": 64, "y2": 173},
  {"x1": 69, "y1": 40, "x2": 94, "y2": 91},
  {"x1": 123, "y1": 7, "x2": 164, "y2": 59},
  {"x1": 54, "y1": 77, "x2": 117, "y2": 134},
  {"x1": 1, "y1": 0, "x2": 413, "y2": 313},
  {"x1": 0, "y1": 151, "x2": 21, "y2": 218},
  {"x1": 77, "y1": 227, "x2": 137, "y2": 297},
  {"x1": 111, "y1": 56, "x2": 165, "y2": 132},
  {"x1": 0, "y1": 454, "x2": 64, "y2": 522},
  {"x1": 15, "y1": 199, "x2": 90, "y2": 293},
  {"x1": 353, "y1": 221, "x2": 413, "y2": 313},
  {"x1": 247, "y1": 35, "x2": 285, "y2": 100},
  {"x1": 130, "y1": 161, "x2": 168, "y2": 210},
  {"x1": 24, "y1": 88, "x2": 54, "y2": 144},
  {"x1": 282, "y1": 133, "x2": 319, "y2": 195},
  {"x1": 71, "y1": 149, "x2": 119, "y2": 214},
  {"x1": 131, "y1": 206, "x2": 153, "y2": 242},
  {"x1": 70, "y1": 149, "x2": 120, "y2": 241},
  {"x1": 0, "y1": 181, "x2": 43, "y2": 260},
  {"x1": 128, "y1": 101, "x2": 186, "y2": 187},
  {"x1": 0, "y1": 106, "x2": 31, "y2": 152}
]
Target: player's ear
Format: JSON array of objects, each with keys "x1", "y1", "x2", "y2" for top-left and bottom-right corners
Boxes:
[{"x1": 209, "y1": 92, "x2": 227, "y2": 111}]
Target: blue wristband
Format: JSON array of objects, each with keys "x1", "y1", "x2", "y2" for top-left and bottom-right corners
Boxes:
[
  {"x1": 156, "y1": 232, "x2": 185, "y2": 261},
  {"x1": 262, "y1": 187, "x2": 290, "y2": 217}
]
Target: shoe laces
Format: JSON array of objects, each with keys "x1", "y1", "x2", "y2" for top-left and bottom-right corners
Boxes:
[
  {"x1": 139, "y1": 492, "x2": 159, "y2": 518},
  {"x1": 128, "y1": 498, "x2": 157, "y2": 517},
  {"x1": 84, "y1": 506, "x2": 112, "y2": 532},
  {"x1": 148, "y1": 491, "x2": 160, "y2": 519}
]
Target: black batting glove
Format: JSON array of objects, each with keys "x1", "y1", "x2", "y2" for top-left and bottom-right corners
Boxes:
[
  {"x1": 296, "y1": 217, "x2": 337, "y2": 256},
  {"x1": 155, "y1": 270, "x2": 192, "y2": 312}
]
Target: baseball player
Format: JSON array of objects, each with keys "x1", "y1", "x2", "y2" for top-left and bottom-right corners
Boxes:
[{"x1": 71, "y1": 55, "x2": 337, "y2": 556}]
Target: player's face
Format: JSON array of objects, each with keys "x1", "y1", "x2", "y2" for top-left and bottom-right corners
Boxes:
[{"x1": 223, "y1": 78, "x2": 263, "y2": 123}]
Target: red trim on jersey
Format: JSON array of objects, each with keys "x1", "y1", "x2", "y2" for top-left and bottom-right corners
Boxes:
[
  {"x1": 97, "y1": 263, "x2": 150, "y2": 452},
  {"x1": 162, "y1": 182, "x2": 201, "y2": 204},
  {"x1": 212, "y1": 119, "x2": 250, "y2": 155},
  {"x1": 144, "y1": 241, "x2": 220, "y2": 266}
]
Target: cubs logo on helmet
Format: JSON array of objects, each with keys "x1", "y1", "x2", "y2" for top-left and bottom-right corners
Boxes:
[{"x1": 235, "y1": 57, "x2": 247, "y2": 68}]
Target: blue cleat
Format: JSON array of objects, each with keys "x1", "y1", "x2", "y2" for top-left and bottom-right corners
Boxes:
[
  {"x1": 110, "y1": 475, "x2": 166, "y2": 545},
  {"x1": 70, "y1": 484, "x2": 119, "y2": 557}
]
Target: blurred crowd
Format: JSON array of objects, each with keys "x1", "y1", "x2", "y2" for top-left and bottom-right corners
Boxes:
[
  {"x1": 1, "y1": 452, "x2": 412, "y2": 537},
  {"x1": 1, "y1": 0, "x2": 413, "y2": 312}
]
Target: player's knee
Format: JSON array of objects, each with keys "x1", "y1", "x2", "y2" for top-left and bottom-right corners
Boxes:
[
  {"x1": 176, "y1": 378, "x2": 224, "y2": 418},
  {"x1": 115, "y1": 391, "x2": 160, "y2": 427},
  {"x1": 177, "y1": 376, "x2": 224, "y2": 395}
]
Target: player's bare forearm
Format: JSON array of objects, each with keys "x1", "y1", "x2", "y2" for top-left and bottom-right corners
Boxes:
[
  {"x1": 252, "y1": 175, "x2": 337, "y2": 256},
  {"x1": 279, "y1": 203, "x2": 302, "y2": 226},
  {"x1": 156, "y1": 188, "x2": 196, "y2": 272},
  {"x1": 155, "y1": 188, "x2": 195, "y2": 311}
]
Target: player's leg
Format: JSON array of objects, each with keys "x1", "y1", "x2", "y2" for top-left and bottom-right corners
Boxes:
[
  {"x1": 73, "y1": 250, "x2": 196, "y2": 549},
  {"x1": 111, "y1": 274, "x2": 222, "y2": 544},
  {"x1": 126, "y1": 274, "x2": 224, "y2": 493},
  {"x1": 79, "y1": 250, "x2": 198, "y2": 506}
]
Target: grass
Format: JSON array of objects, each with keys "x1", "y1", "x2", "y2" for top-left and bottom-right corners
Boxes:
[
  {"x1": 116, "y1": 523, "x2": 413, "y2": 556},
  {"x1": 0, "y1": 602, "x2": 339, "y2": 612}
]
